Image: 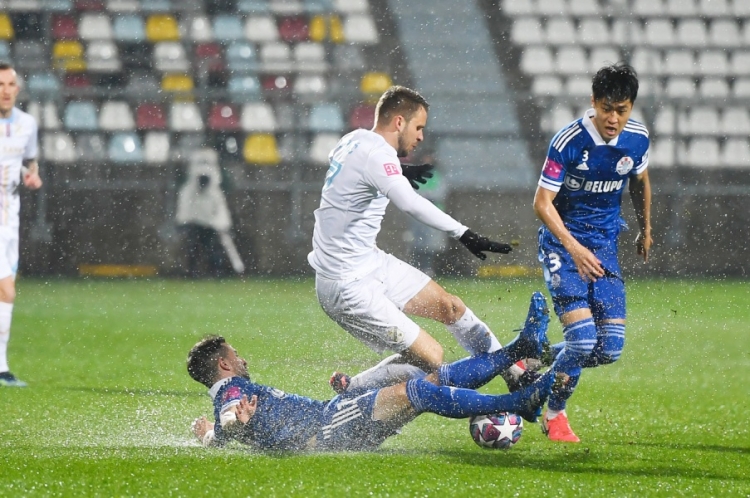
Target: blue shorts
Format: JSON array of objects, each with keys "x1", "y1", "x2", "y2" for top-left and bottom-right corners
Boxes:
[
  {"x1": 538, "y1": 228, "x2": 626, "y2": 321},
  {"x1": 316, "y1": 388, "x2": 412, "y2": 452}
]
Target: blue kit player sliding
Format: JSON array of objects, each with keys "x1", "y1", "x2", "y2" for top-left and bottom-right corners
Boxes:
[
  {"x1": 188, "y1": 294, "x2": 564, "y2": 452},
  {"x1": 534, "y1": 62, "x2": 652, "y2": 442}
]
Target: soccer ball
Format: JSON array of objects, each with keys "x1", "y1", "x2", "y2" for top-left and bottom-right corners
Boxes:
[{"x1": 469, "y1": 412, "x2": 523, "y2": 449}]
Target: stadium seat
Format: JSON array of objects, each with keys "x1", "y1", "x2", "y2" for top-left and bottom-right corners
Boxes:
[
  {"x1": 308, "y1": 14, "x2": 343, "y2": 43},
  {"x1": 733, "y1": 78, "x2": 750, "y2": 97},
  {"x1": 697, "y1": 51, "x2": 729, "y2": 76},
  {"x1": 666, "y1": 0, "x2": 697, "y2": 16},
  {"x1": 226, "y1": 41, "x2": 258, "y2": 73},
  {"x1": 213, "y1": 132, "x2": 243, "y2": 161},
  {"x1": 52, "y1": 14, "x2": 79, "y2": 39},
  {"x1": 333, "y1": 44, "x2": 365, "y2": 71},
  {"x1": 87, "y1": 41, "x2": 121, "y2": 72},
  {"x1": 510, "y1": 17, "x2": 543, "y2": 45},
  {"x1": 734, "y1": 0, "x2": 750, "y2": 15},
  {"x1": 0, "y1": 41, "x2": 9, "y2": 61},
  {"x1": 664, "y1": 50, "x2": 696, "y2": 76},
  {"x1": 53, "y1": 40, "x2": 87, "y2": 72},
  {"x1": 63, "y1": 101, "x2": 98, "y2": 131},
  {"x1": 730, "y1": 51, "x2": 750, "y2": 76},
  {"x1": 141, "y1": 0, "x2": 172, "y2": 12},
  {"x1": 243, "y1": 133, "x2": 281, "y2": 165},
  {"x1": 213, "y1": 14, "x2": 245, "y2": 42},
  {"x1": 565, "y1": 76, "x2": 592, "y2": 97},
  {"x1": 536, "y1": 0, "x2": 566, "y2": 15},
  {"x1": 0, "y1": 15, "x2": 12, "y2": 40},
  {"x1": 722, "y1": 138, "x2": 750, "y2": 167},
  {"x1": 569, "y1": 0, "x2": 600, "y2": 15},
  {"x1": 360, "y1": 72, "x2": 392, "y2": 96},
  {"x1": 145, "y1": 14, "x2": 180, "y2": 42},
  {"x1": 187, "y1": 15, "x2": 213, "y2": 41},
  {"x1": 113, "y1": 15, "x2": 145, "y2": 42},
  {"x1": 633, "y1": 0, "x2": 665, "y2": 15},
  {"x1": 348, "y1": 103, "x2": 374, "y2": 129},
  {"x1": 42, "y1": 0, "x2": 74, "y2": 11},
  {"x1": 279, "y1": 16, "x2": 309, "y2": 42},
  {"x1": 126, "y1": 70, "x2": 160, "y2": 96},
  {"x1": 26, "y1": 102, "x2": 43, "y2": 127},
  {"x1": 684, "y1": 106, "x2": 720, "y2": 136},
  {"x1": 546, "y1": 18, "x2": 577, "y2": 46},
  {"x1": 154, "y1": 42, "x2": 190, "y2": 72},
  {"x1": 631, "y1": 48, "x2": 662, "y2": 76},
  {"x1": 135, "y1": 103, "x2": 167, "y2": 130},
  {"x1": 541, "y1": 105, "x2": 575, "y2": 134},
  {"x1": 107, "y1": 0, "x2": 139, "y2": 11},
  {"x1": 79, "y1": 13, "x2": 113, "y2": 40},
  {"x1": 294, "y1": 42, "x2": 327, "y2": 72},
  {"x1": 245, "y1": 16, "x2": 280, "y2": 42},
  {"x1": 654, "y1": 105, "x2": 675, "y2": 136},
  {"x1": 685, "y1": 138, "x2": 720, "y2": 167},
  {"x1": 170, "y1": 102, "x2": 204, "y2": 132},
  {"x1": 240, "y1": 102, "x2": 277, "y2": 132},
  {"x1": 676, "y1": 19, "x2": 707, "y2": 48},
  {"x1": 99, "y1": 101, "x2": 134, "y2": 130},
  {"x1": 14, "y1": 40, "x2": 47, "y2": 71},
  {"x1": 579, "y1": 18, "x2": 609, "y2": 46},
  {"x1": 343, "y1": 14, "x2": 379, "y2": 44},
  {"x1": 208, "y1": 103, "x2": 241, "y2": 131},
  {"x1": 42, "y1": 132, "x2": 76, "y2": 163},
  {"x1": 108, "y1": 132, "x2": 144, "y2": 163},
  {"x1": 42, "y1": 101, "x2": 62, "y2": 130},
  {"x1": 304, "y1": 0, "x2": 334, "y2": 14},
  {"x1": 334, "y1": 0, "x2": 368, "y2": 13},
  {"x1": 270, "y1": 0, "x2": 304, "y2": 14},
  {"x1": 27, "y1": 72, "x2": 61, "y2": 97},
  {"x1": 649, "y1": 138, "x2": 675, "y2": 168},
  {"x1": 520, "y1": 46, "x2": 554, "y2": 75},
  {"x1": 143, "y1": 131, "x2": 170, "y2": 163},
  {"x1": 308, "y1": 132, "x2": 339, "y2": 164},
  {"x1": 721, "y1": 107, "x2": 750, "y2": 136},
  {"x1": 260, "y1": 42, "x2": 293, "y2": 72},
  {"x1": 531, "y1": 75, "x2": 563, "y2": 96},
  {"x1": 500, "y1": 0, "x2": 533, "y2": 15},
  {"x1": 708, "y1": 19, "x2": 740, "y2": 48},
  {"x1": 228, "y1": 75, "x2": 262, "y2": 102},
  {"x1": 294, "y1": 74, "x2": 327, "y2": 99},
  {"x1": 238, "y1": 0, "x2": 270, "y2": 14},
  {"x1": 644, "y1": 19, "x2": 675, "y2": 47},
  {"x1": 665, "y1": 77, "x2": 696, "y2": 98},
  {"x1": 589, "y1": 47, "x2": 620, "y2": 73},
  {"x1": 76, "y1": 132, "x2": 107, "y2": 161},
  {"x1": 698, "y1": 78, "x2": 730, "y2": 98},
  {"x1": 161, "y1": 74, "x2": 194, "y2": 95},
  {"x1": 261, "y1": 74, "x2": 293, "y2": 99},
  {"x1": 556, "y1": 47, "x2": 587, "y2": 75},
  {"x1": 308, "y1": 102, "x2": 343, "y2": 133},
  {"x1": 699, "y1": 0, "x2": 728, "y2": 15},
  {"x1": 75, "y1": 0, "x2": 105, "y2": 10}
]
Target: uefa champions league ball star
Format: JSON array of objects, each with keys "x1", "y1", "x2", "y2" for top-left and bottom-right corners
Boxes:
[{"x1": 469, "y1": 412, "x2": 523, "y2": 449}]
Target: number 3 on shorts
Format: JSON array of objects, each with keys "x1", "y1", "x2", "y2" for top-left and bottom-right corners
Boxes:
[{"x1": 547, "y1": 252, "x2": 562, "y2": 273}]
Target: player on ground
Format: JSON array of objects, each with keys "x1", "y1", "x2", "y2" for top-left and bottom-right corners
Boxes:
[
  {"x1": 0, "y1": 62, "x2": 43, "y2": 387},
  {"x1": 534, "y1": 63, "x2": 652, "y2": 442},
  {"x1": 188, "y1": 307, "x2": 558, "y2": 452},
  {"x1": 309, "y1": 85, "x2": 519, "y2": 390}
]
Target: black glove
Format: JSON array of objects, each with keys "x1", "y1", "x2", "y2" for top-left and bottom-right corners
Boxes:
[
  {"x1": 459, "y1": 229, "x2": 513, "y2": 260},
  {"x1": 401, "y1": 163, "x2": 434, "y2": 190}
]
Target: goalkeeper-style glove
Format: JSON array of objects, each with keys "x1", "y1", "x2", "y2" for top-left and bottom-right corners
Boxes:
[
  {"x1": 401, "y1": 163, "x2": 434, "y2": 190},
  {"x1": 459, "y1": 229, "x2": 513, "y2": 260}
]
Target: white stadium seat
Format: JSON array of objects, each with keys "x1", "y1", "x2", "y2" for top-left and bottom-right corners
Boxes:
[
  {"x1": 722, "y1": 138, "x2": 750, "y2": 168},
  {"x1": 541, "y1": 104, "x2": 575, "y2": 133},
  {"x1": 501, "y1": 0, "x2": 534, "y2": 16},
  {"x1": 654, "y1": 106, "x2": 676, "y2": 135},
  {"x1": 698, "y1": 0, "x2": 728, "y2": 16},
  {"x1": 569, "y1": 0, "x2": 600, "y2": 16},
  {"x1": 697, "y1": 51, "x2": 729, "y2": 76},
  {"x1": 665, "y1": 78, "x2": 697, "y2": 98},
  {"x1": 684, "y1": 106, "x2": 721, "y2": 136},
  {"x1": 730, "y1": 51, "x2": 750, "y2": 76},
  {"x1": 698, "y1": 78, "x2": 730, "y2": 99},
  {"x1": 343, "y1": 14, "x2": 379, "y2": 44},
  {"x1": 633, "y1": 0, "x2": 665, "y2": 16},
  {"x1": 631, "y1": 48, "x2": 662, "y2": 76},
  {"x1": 144, "y1": 132, "x2": 170, "y2": 163},
  {"x1": 649, "y1": 138, "x2": 676, "y2": 168},
  {"x1": 589, "y1": 47, "x2": 620, "y2": 73},
  {"x1": 537, "y1": 0, "x2": 567, "y2": 16},
  {"x1": 644, "y1": 19, "x2": 675, "y2": 47},
  {"x1": 556, "y1": 46, "x2": 587, "y2": 75},
  {"x1": 685, "y1": 138, "x2": 720, "y2": 167},
  {"x1": 733, "y1": 78, "x2": 750, "y2": 97},
  {"x1": 676, "y1": 19, "x2": 707, "y2": 48},
  {"x1": 531, "y1": 76, "x2": 563, "y2": 96},
  {"x1": 708, "y1": 19, "x2": 741, "y2": 48},
  {"x1": 666, "y1": 0, "x2": 697, "y2": 17},
  {"x1": 664, "y1": 50, "x2": 696, "y2": 76},
  {"x1": 721, "y1": 107, "x2": 750, "y2": 136},
  {"x1": 520, "y1": 46, "x2": 554, "y2": 75},
  {"x1": 511, "y1": 17, "x2": 544, "y2": 45},
  {"x1": 546, "y1": 17, "x2": 577, "y2": 45},
  {"x1": 566, "y1": 76, "x2": 592, "y2": 96},
  {"x1": 578, "y1": 19, "x2": 608, "y2": 46}
]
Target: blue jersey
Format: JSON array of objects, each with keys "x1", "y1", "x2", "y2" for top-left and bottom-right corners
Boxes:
[
  {"x1": 538, "y1": 109, "x2": 650, "y2": 246},
  {"x1": 210, "y1": 377, "x2": 327, "y2": 451}
]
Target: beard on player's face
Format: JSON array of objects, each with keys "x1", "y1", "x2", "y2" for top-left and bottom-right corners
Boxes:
[{"x1": 396, "y1": 130, "x2": 410, "y2": 157}]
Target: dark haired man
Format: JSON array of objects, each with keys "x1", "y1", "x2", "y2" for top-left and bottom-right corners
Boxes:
[
  {"x1": 309, "y1": 85, "x2": 521, "y2": 392},
  {"x1": 0, "y1": 62, "x2": 43, "y2": 387},
  {"x1": 533, "y1": 63, "x2": 652, "y2": 442},
  {"x1": 187, "y1": 305, "x2": 561, "y2": 452}
]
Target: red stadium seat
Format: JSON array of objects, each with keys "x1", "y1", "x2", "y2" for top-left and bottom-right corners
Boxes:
[
  {"x1": 75, "y1": 0, "x2": 105, "y2": 10},
  {"x1": 278, "y1": 16, "x2": 309, "y2": 42},
  {"x1": 64, "y1": 73, "x2": 92, "y2": 89},
  {"x1": 348, "y1": 103, "x2": 375, "y2": 130},
  {"x1": 135, "y1": 103, "x2": 167, "y2": 130},
  {"x1": 195, "y1": 42, "x2": 225, "y2": 72},
  {"x1": 52, "y1": 15, "x2": 79, "y2": 40},
  {"x1": 208, "y1": 103, "x2": 241, "y2": 131},
  {"x1": 261, "y1": 74, "x2": 293, "y2": 100}
]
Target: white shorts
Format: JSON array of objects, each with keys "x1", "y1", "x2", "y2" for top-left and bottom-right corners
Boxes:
[
  {"x1": 0, "y1": 227, "x2": 19, "y2": 280},
  {"x1": 315, "y1": 251, "x2": 431, "y2": 354}
]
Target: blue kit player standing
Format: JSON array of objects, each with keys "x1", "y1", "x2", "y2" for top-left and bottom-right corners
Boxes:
[
  {"x1": 533, "y1": 63, "x2": 652, "y2": 442},
  {"x1": 0, "y1": 62, "x2": 43, "y2": 387}
]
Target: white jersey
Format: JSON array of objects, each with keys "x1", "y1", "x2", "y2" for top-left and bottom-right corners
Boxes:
[
  {"x1": 308, "y1": 129, "x2": 466, "y2": 280},
  {"x1": 0, "y1": 108, "x2": 38, "y2": 229}
]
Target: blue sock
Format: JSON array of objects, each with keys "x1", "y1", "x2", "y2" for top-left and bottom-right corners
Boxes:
[
  {"x1": 437, "y1": 349, "x2": 514, "y2": 389},
  {"x1": 405, "y1": 377, "x2": 525, "y2": 418},
  {"x1": 548, "y1": 318, "x2": 597, "y2": 410},
  {"x1": 583, "y1": 324, "x2": 626, "y2": 367},
  {"x1": 548, "y1": 374, "x2": 580, "y2": 412},
  {"x1": 545, "y1": 341, "x2": 565, "y2": 365}
]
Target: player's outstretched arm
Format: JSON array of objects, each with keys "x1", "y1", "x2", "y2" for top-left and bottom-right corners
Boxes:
[
  {"x1": 629, "y1": 171, "x2": 652, "y2": 263},
  {"x1": 458, "y1": 229, "x2": 513, "y2": 260},
  {"x1": 533, "y1": 186, "x2": 604, "y2": 282}
]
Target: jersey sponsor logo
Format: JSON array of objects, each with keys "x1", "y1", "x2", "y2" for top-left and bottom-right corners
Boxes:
[
  {"x1": 616, "y1": 156, "x2": 634, "y2": 175},
  {"x1": 543, "y1": 157, "x2": 563, "y2": 180},
  {"x1": 222, "y1": 386, "x2": 242, "y2": 403},
  {"x1": 563, "y1": 174, "x2": 585, "y2": 191},
  {"x1": 383, "y1": 163, "x2": 399, "y2": 176},
  {"x1": 583, "y1": 179, "x2": 624, "y2": 193}
]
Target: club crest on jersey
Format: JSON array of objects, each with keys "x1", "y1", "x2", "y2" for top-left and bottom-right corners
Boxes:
[
  {"x1": 222, "y1": 386, "x2": 242, "y2": 403},
  {"x1": 563, "y1": 174, "x2": 585, "y2": 191},
  {"x1": 616, "y1": 156, "x2": 634, "y2": 175}
]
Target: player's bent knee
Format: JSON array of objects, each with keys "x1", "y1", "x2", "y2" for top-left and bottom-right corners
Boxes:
[{"x1": 441, "y1": 294, "x2": 466, "y2": 325}]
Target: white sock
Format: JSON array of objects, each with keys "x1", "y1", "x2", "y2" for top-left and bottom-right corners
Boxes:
[
  {"x1": 348, "y1": 354, "x2": 426, "y2": 391},
  {"x1": 546, "y1": 409, "x2": 563, "y2": 420},
  {"x1": 0, "y1": 301, "x2": 14, "y2": 373},
  {"x1": 445, "y1": 308, "x2": 502, "y2": 355}
]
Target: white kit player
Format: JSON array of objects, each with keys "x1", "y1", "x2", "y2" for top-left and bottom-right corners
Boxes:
[
  {"x1": 308, "y1": 86, "x2": 524, "y2": 393},
  {"x1": 0, "y1": 62, "x2": 43, "y2": 387}
]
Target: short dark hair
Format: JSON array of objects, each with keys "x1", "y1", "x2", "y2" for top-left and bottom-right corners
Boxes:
[
  {"x1": 0, "y1": 61, "x2": 14, "y2": 72},
  {"x1": 375, "y1": 85, "x2": 429, "y2": 126},
  {"x1": 187, "y1": 335, "x2": 227, "y2": 387},
  {"x1": 592, "y1": 62, "x2": 639, "y2": 104}
]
